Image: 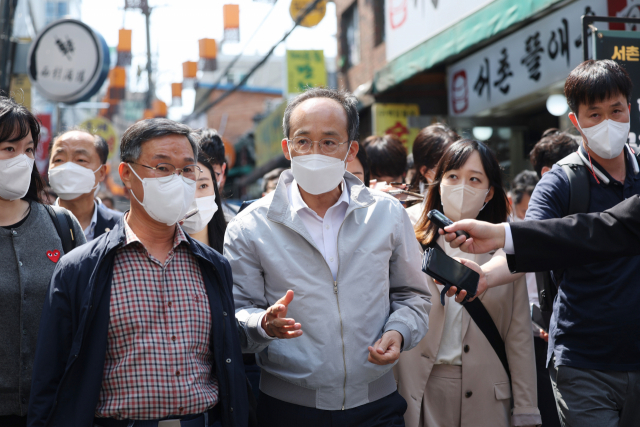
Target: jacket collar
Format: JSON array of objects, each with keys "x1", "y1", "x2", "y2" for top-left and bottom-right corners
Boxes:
[{"x1": 266, "y1": 170, "x2": 375, "y2": 250}]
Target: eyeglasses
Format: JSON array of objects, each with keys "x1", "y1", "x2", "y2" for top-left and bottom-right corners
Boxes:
[
  {"x1": 128, "y1": 162, "x2": 202, "y2": 183},
  {"x1": 287, "y1": 137, "x2": 350, "y2": 155}
]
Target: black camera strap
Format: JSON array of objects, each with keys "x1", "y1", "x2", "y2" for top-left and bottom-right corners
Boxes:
[{"x1": 462, "y1": 299, "x2": 511, "y2": 382}]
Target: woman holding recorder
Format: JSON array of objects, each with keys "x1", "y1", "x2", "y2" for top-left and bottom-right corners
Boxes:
[{"x1": 394, "y1": 139, "x2": 540, "y2": 427}]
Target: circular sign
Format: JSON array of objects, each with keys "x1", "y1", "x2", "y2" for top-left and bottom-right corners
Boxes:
[
  {"x1": 289, "y1": 0, "x2": 327, "y2": 28},
  {"x1": 28, "y1": 19, "x2": 110, "y2": 104}
]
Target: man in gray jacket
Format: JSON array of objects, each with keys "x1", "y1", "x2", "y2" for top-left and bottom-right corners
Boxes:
[{"x1": 224, "y1": 88, "x2": 431, "y2": 426}]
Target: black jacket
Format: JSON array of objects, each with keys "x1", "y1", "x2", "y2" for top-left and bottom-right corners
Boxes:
[
  {"x1": 28, "y1": 217, "x2": 249, "y2": 427},
  {"x1": 507, "y1": 195, "x2": 640, "y2": 272},
  {"x1": 94, "y1": 207, "x2": 122, "y2": 239}
]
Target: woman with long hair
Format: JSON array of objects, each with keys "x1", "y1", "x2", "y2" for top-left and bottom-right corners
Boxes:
[
  {"x1": 0, "y1": 97, "x2": 85, "y2": 426},
  {"x1": 395, "y1": 139, "x2": 540, "y2": 427}
]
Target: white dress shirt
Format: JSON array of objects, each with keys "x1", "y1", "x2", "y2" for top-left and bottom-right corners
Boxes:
[
  {"x1": 503, "y1": 223, "x2": 515, "y2": 254},
  {"x1": 256, "y1": 179, "x2": 350, "y2": 339}
]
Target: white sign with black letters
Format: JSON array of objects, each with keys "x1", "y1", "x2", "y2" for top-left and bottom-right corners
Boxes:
[
  {"x1": 28, "y1": 19, "x2": 110, "y2": 104},
  {"x1": 447, "y1": 0, "x2": 608, "y2": 117}
]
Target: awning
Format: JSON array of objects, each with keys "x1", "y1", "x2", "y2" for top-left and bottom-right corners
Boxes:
[{"x1": 373, "y1": 0, "x2": 564, "y2": 94}]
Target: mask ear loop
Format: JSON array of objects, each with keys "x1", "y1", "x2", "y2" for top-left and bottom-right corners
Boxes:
[
  {"x1": 127, "y1": 164, "x2": 145, "y2": 207},
  {"x1": 575, "y1": 120, "x2": 601, "y2": 185}
]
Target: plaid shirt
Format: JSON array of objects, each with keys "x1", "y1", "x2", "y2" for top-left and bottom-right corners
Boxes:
[{"x1": 95, "y1": 219, "x2": 219, "y2": 419}]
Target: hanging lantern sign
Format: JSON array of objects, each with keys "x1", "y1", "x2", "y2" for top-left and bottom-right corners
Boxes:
[
  {"x1": 289, "y1": 0, "x2": 326, "y2": 28},
  {"x1": 108, "y1": 66, "x2": 126, "y2": 100},
  {"x1": 27, "y1": 19, "x2": 110, "y2": 104},
  {"x1": 199, "y1": 38, "x2": 217, "y2": 72},
  {"x1": 152, "y1": 99, "x2": 168, "y2": 117},
  {"x1": 117, "y1": 29, "x2": 132, "y2": 66},
  {"x1": 183, "y1": 61, "x2": 198, "y2": 89},
  {"x1": 223, "y1": 5, "x2": 240, "y2": 42},
  {"x1": 143, "y1": 109, "x2": 154, "y2": 120},
  {"x1": 171, "y1": 82, "x2": 182, "y2": 107}
]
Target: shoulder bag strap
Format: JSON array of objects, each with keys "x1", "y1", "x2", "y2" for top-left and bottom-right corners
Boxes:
[
  {"x1": 463, "y1": 298, "x2": 511, "y2": 382},
  {"x1": 44, "y1": 204, "x2": 77, "y2": 254}
]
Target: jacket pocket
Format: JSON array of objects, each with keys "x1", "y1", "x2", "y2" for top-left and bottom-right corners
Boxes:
[{"x1": 494, "y1": 382, "x2": 511, "y2": 400}]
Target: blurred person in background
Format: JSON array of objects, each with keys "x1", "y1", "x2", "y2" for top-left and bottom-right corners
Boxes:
[
  {"x1": 406, "y1": 124, "x2": 460, "y2": 225},
  {"x1": 0, "y1": 97, "x2": 85, "y2": 427},
  {"x1": 261, "y1": 168, "x2": 286, "y2": 197},
  {"x1": 395, "y1": 139, "x2": 540, "y2": 427},
  {"x1": 346, "y1": 142, "x2": 370, "y2": 186},
  {"x1": 198, "y1": 129, "x2": 239, "y2": 222},
  {"x1": 529, "y1": 129, "x2": 579, "y2": 178},
  {"x1": 405, "y1": 154, "x2": 415, "y2": 187},
  {"x1": 509, "y1": 170, "x2": 539, "y2": 221},
  {"x1": 363, "y1": 134, "x2": 407, "y2": 187},
  {"x1": 48, "y1": 130, "x2": 122, "y2": 241},
  {"x1": 96, "y1": 192, "x2": 117, "y2": 211}
]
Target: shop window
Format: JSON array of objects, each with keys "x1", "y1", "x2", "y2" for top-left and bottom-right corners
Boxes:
[
  {"x1": 341, "y1": 3, "x2": 361, "y2": 69},
  {"x1": 373, "y1": 0, "x2": 385, "y2": 46}
]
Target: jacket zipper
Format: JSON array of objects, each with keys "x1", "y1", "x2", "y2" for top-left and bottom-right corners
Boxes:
[{"x1": 271, "y1": 203, "x2": 365, "y2": 411}]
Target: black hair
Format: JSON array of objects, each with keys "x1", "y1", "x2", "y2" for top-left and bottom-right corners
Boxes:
[
  {"x1": 410, "y1": 123, "x2": 460, "y2": 190},
  {"x1": 354, "y1": 143, "x2": 370, "y2": 187},
  {"x1": 416, "y1": 139, "x2": 510, "y2": 246},
  {"x1": 0, "y1": 96, "x2": 44, "y2": 203},
  {"x1": 363, "y1": 134, "x2": 407, "y2": 180},
  {"x1": 120, "y1": 118, "x2": 198, "y2": 163},
  {"x1": 198, "y1": 128, "x2": 226, "y2": 166},
  {"x1": 529, "y1": 128, "x2": 580, "y2": 178},
  {"x1": 283, "y1": 87, "x2": 359, "y2": 141},
  {"x1": 510, "y1": 170, "x2": 539, "y2": 205},
  {"x1": 565, "y1": 60, "x2": 633, "y2": 116},
  {"x1": 49, "y1": 128, "x2": 110, "y2": 164},
  {"x1": 262, "y1": 167, "x2": 286, "y2": 194},
  {"x1": 196, "y1": 151, "x2": 227, "y2": 254}
]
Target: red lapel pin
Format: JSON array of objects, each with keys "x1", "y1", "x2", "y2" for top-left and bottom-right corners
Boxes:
[{"x1": 47, "y1": 250, "x2": 61, "y2": 263}]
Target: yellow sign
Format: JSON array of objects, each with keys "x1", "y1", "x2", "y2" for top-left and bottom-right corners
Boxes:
[
  {"x1": 372, "y1": 103, "x2": 421, "y2": 152},
  {"x1": 255, "y1": 101, "x2": 287, "y2": 167},
  {"x1": 10, "y1": 74, "x2": 31, "y2": 111},
  {"x1": 289, "y1": 0, "x2": 326, "y2": 28},
  {"x1": 80, "y1": 117, "x2": 118, "y2": 160},
  {"x1": 612, "y1": 45, "x2": 640, "y2": 61},
  {"x1": 287, "y1": 50, "x2": 327, "y2": 94}
]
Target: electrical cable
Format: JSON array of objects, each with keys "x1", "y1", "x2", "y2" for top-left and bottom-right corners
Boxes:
[{"x1": 184, "y1": 0, "x2": 324, "y2": 121}]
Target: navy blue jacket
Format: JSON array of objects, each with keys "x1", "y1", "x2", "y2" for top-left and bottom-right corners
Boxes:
[
  {"x1": 27, "y1": 218, "x2": 248, "y2": 427},
  {"x1": 94, "y1": 207, "x2": 122, "y2": 239}
]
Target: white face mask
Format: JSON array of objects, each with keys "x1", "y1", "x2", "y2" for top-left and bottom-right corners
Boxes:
[
  {"x1": 0, "y1": 154, "x2": 34, "y2": 201},
  {"x1": 129, "y1": 165, "x2": 196, "y2": 226},
  {"x1": 289, "y1": 144, "x2": 351, "y2": 195},
  {"x1": 577, "y1": 118, "x2": 630, "y2": 159},
  {"x1": 441, "y1": 183, "x2": 490, "y2": 221},
  {"x1": 49, "y1": 161, "x2": 101, "y2": 200},
  {"x1": 181, "y1": 195, "x2": 218, "y2": 234}
]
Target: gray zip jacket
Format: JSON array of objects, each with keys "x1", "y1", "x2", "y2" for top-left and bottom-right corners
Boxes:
[{"x1": 224, "y1": 171, "x2": 431, "y2": 410}]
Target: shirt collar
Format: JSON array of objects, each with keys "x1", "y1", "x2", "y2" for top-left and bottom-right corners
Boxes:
[
  {"x1": 288, "y1": 179, "x2": 350, "y2": 214},
  {"x1": 122, "y1": 212, "x2": 188, "y2": 250},
  {"x1": 578, "y1": 144, "x2": 639, "y2": 184}
]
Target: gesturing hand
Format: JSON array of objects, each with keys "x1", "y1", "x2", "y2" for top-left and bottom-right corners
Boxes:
[
  {"x1": 261, "y1": 290, "x2": 303, "y2": 339},
  {"x1": 439, "y1": 219, "x2": 506, "y2": 254},
  {"x1": 367, "y1": 331, "x2": 403, "y2": 365}
]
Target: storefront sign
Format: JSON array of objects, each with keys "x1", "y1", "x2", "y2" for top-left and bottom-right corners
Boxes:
[
  {"x1": 594, "y1": 30, "x2": 640, "y2": 144},
  {"x1": 80, "y1": 117, "x2": 118, "y2": 160},
  {"x1": 286, "y1": 50, "x2": 327, "y2": 94},
  {"x1": 28, "y1": 19, "x2": 110, "y2": 104},
  {"x1": 35, "y1": 114, "x2": 52, "y2": 178},
  {"x1": 385, "y1": 0, "x2": 495, "y2": 61},
  {"x1": 372, "y1": 103, "x2": 420, "y2": 152},
  {"x1": 289, "y1": 0, "x2": 326, "y2": 28},
  {"x1": 10, "y1": 74, "x2": 31, "y2": 110},
  {"x1": 447, "y1": 0, "x2": 608, "y2": 117},
  {"x1": 255, "y1": 101, "x2": 287, "y2": 167}
]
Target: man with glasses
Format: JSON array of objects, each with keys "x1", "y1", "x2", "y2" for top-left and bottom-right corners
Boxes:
[
  {"x1": 224, "y1": 88, "x2": 431, "y2": 426},
  {"x1": 29, "y1": 119, "x2": 249, "y2": 427}
]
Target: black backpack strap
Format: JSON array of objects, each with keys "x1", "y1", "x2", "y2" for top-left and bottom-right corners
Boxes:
[
  {"x1": 463, "y1": 298, "x2": 511, "y2": 382},
  {"x1": 44, "y1": 204, "x2": 77, "y2": 254},
  {"x1": 557, "y1": 151, "x2": 590, "y2": 215}
]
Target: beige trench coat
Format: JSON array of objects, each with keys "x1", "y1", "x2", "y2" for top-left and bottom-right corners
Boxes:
[{"x1": 394, "y1": 238, "x2": 541, "y2": 427}]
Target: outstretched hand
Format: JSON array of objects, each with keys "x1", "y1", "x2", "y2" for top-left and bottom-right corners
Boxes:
[
  {"x1": 440, "y1": 258, "x2": 487, "y2": 303},
  {"x1": 261, "y1": 290, "x2": 303, "y2": 339},
  {"x1": 367, "y1": 331, "x2": 403, "y2": 365},
  {"x1": 439, "y1": 219, "x2": 506, "y2": 254}
]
